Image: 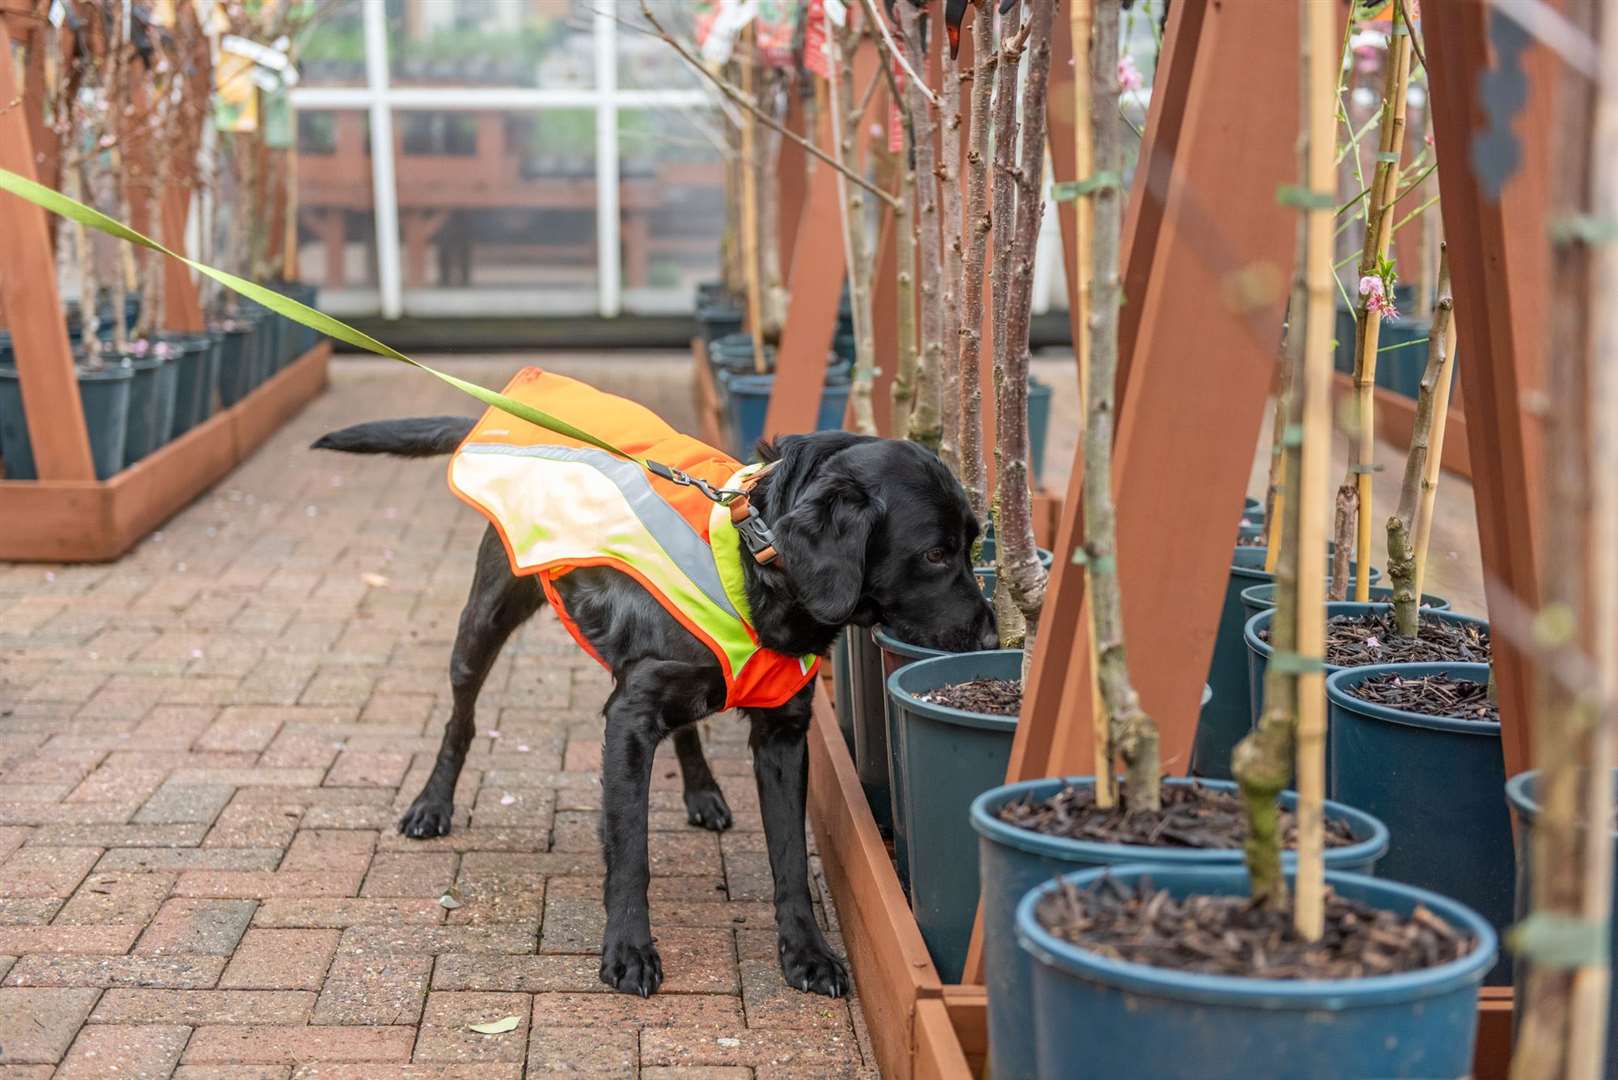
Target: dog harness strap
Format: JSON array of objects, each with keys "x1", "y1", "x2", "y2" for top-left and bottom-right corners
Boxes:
[{"x1": 446, "y1": 368, "x2": 819, "y2": 711}]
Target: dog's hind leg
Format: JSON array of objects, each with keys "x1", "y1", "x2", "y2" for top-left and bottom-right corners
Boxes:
[
  {"x1": 671, "y1": 727, "x2": 733, "y2": 832},
  {"x1": 400, "y1": 526, "x2": 541, "y2": 839},
  {"x1": 599, "y1": 658, "x2": 724, "y2": 996},
  {"x1": 746, "y1": 688, "x2": 850, "y2": 997}
]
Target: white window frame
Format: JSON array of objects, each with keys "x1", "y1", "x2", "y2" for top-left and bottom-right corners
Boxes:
[{"x1": 291, "y1": 9, "x2": 709, "y2": 320}]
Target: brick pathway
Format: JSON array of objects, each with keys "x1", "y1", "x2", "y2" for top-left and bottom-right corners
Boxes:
[{"x1": 0, "y1": 356, "x2": 877, "y2": 1079}]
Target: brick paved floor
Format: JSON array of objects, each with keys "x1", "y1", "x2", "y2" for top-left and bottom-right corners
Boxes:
[{"x1": 0, "y1": 355, "x2": 878, "y2": 1079}]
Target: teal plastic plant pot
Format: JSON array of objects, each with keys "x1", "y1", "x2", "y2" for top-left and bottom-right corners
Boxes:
[
  {"x1": 0, "y1": 363, "x2": 134, "y2": 481},
  {"x1": 708, "y1": 334, "x2": 776, "y2": 379},
  {"x1": 722, "y1": 368, "x2": 852, "y2": 462},
  {"x1": 973, "y1": 777, "x2": 1388, "y2": 1080},
  {"x1": 1375, "y1": 318, "x2": 1433, "y2": 399},
  {"x1": 1245, "y1": 603, "x2": 1491, "y2": 789},
  {"x1": 1328, "y1": 663, "x2": 1514, "y2": 986},
  {"x1": 121, "y1": 354, "x2": 174, "y2": 467},
  {"x1": 887, "y1": 649, "x2": 1022, "y2": 983},
  {"x1": 873, "y1": 626, "x2": 949, "y2": 889},
  {"x1": 1239, "y1": 581, "x2": 1448, "y2": 626},
  {"x1": 167, "y1": 335, "x2": 215, "y2": 439},
  {"x1": 1016, "y1": 864, "x2": 1497, "y2": 1080},
  {"x1": 1194, "y1": 548, "x2": 1378, "y2": 780},
  {"x1": 696, "y1": 301, "x2": 745, "y2": 344},
  {"x1": 0, "y1": 330, "x2": 11, "y2": 366},
  {"x1": 831, "y1": 630, "x2": 859, "y2": 760},
  {"x1": 1027, "y1": 377, "x2": 1052, "y2": 487},
  {"x1": 1508, "y1": 770, "x2": 1618, "y2": 1075},
  {"x1": 215, "y1": 323, "x2": 256, "y2": 406}
]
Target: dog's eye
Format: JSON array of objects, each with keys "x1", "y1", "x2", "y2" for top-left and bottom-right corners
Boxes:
[{"x1": 925, "y1": 548, "x2": 948, "y2": 565}]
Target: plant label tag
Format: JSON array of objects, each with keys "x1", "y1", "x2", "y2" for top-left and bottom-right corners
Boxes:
[
  {"x1": 222, "y1": 34, "x2": 290, "y2": 72},
  {"x1": 702, "y1": 0, "x2": 758, "y2": 66},
  {"x1": 825, "y1": 0, "x2": 847, "y2": 28},
  {"x1": 48, "y1": 0, "x2": 66, "y2": 27}
]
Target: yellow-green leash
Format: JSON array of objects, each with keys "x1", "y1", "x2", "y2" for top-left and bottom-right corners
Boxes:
[
  {"x1": 0, "y1": 166, "x2": 784, "y2": 560},
  {"x1": 0, "y1": 166, "x2": 654, "y2": 470}
]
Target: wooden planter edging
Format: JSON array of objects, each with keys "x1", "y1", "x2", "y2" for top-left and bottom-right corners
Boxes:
[
  {"x1": 809, "y1": 675, "x2": 1515, "y2": 1080},
  {"x1": 1331, "y1": 371, "x2": 1471, "y2": 480},
  {"x1": 0, "y1": 339, "x2": 331, "y2": 562}
]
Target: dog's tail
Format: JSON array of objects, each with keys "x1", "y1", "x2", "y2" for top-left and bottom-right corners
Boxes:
[{"x1": 311, "y1": 416, "x2": 475, "y2": 457}]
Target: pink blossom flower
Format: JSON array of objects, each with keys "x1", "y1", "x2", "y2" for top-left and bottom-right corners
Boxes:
[
  {"x1": 1359, "y1": 275, "x2": 1400, "y2": 321},
  {"x1": 1117, "y1": 54, "x2": 1143, "y2": 93}
]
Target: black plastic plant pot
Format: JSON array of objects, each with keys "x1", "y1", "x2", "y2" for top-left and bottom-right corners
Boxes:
[
  {"x1": 0, "y1": 362, "x2": 134, "y2": 481},
  {"x1": 120, "y1": 353, "x2": 174, "y2": 468},
  {"x1": 1027, "y1": 376, "x2": 1053, "y2": 487},
  {"x1": 1193, "y1": 546, "x2": 1379, "y2": 782},
  {"x1": 1015, "y1": 864, "x2": 1496, "y2": 1080},
  {"x1": 974, "y1": 775, "x2": 1388, "y2": 1080},
  {"x1": 1328, "y1": 662, "x2": 1513, "y2": 986},
  {"x1": 708, "y1": 333, "x2": 777, "y2": 376},
  {"x1": 167, "y1": 335, "x2": 215, "y2": 439},
  {"x1": 1239, "y1": 581, "x2": 1448, "y2": 625},
  {"x1": 831, "y1": 627, "x2": 887, "y2": 762},
  {"x1": 872, "y1": 626, "x2": 952, "y2": 892},
  {"x1": 886, "y1": 649, "x2": 1022, "y2": 983},
  {"x1": 1245, "y1": 602, "x2": 1491, "y2": 791},
  {"x1": 215, "y1": 322, "x2": 257, "y2": 406},
  {"x1": 1508, "y1": 769, "x2": 1618, "y2": 1076}
]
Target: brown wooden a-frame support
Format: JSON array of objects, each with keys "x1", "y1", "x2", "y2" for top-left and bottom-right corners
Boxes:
[
  {"x1": 801, "y1": 1, "x2": 1556, "y2": 1077},
  {"x1": 0, "y1": 0, "x2": 329, "y2": 561}
]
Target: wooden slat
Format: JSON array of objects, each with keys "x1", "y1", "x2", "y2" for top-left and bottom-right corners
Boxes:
[
  {"x1": 806, "y1": 682, "x2": 941, "y2": 1080},
  {"x1": 0, "y1": 342, "x2": 329, "y2": 562},
  {"x1": 1424, "y1": 3, "x2": 1550, "y2": 781},
  {"x1": 1473, "y1": 986, "x2": 1513, "y2": 1080},
  {"x1": 0, "y1": 31, "x2": 95, "y2": 482},
  {"x1": 777, "y1": 89, "x2": 809, "y2": 275},
  {"x1": 914, "y1": 998, "x2": 975, "y2": 1080},
  {"x1": 691, "y1": 338, "x2": 728, "y2": 450},
  {"x1": 940, "y1": 984, "x2": 987, "y2": 1069},
  {"x1": 161, "y1": 189, "x2": 206, "y2": 333}
]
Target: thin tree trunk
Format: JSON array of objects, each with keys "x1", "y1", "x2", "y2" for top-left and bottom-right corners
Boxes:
[
  {"x1": 1263, "y1": 302, "x2": 1294, "y2": 569},
  {"x1": 1510, "y1": 0, "x2": 1616, "y2": 1072},
  {"x1": 1079, "y1": 0, "x2": 1153, "y2": 809},
  {"x1": 891, "y1": 154, "x2": 919, "y2": 436},
  {"x1": 831, "y1": 21, "x2": 878, "y2": 436},
  {"x1": 987, "y1": 7, "x2": 1027, "y2": 646},
  {"x1": 957, "y1": 3, "x2": 997, "y2": 523},
  {"x1": 1333, "y1": 7, "x2": 1412, "y2": 601},
  {"x1": 937, "y1": 32, "x2": 966, "y2": 477},
  {"x1": 739, "y1": 35, "x2": 767, "y2": 373},
  {"x1": 899, "y1": 2, "x2": 943, "y2": 450},
  {"x1": 757, "y1": 71, "x2": 788, "y2": 340},
  {"x1": 1385, "y1": 245, "x2": 1453, "y2": 638}
]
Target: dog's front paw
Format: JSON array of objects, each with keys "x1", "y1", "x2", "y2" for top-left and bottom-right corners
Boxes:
[
  {"x1": 683, "y1": 786, "x2": 733, "y2": 832},
  {"x1": 779, "y1": 938, "x2": 850, "y2": 997},
  {"x1": 398, "y1": 798, "x2": 454, "y2": 839},
  {"x1": 600, "y1": 937, "x2": 664, "y2": 997}
]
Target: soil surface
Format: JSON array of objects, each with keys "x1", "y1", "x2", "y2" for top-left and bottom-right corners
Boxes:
[
  {"x1": 1234, "y1": 532, "x2": 1267, "y2": 548},
  {"x1": 1259, "y1": 608, "x2": 1491, "y2": 666},
  {"x1": 1348, "y1": 671, "x2": 1498, "y2": 722},
  {"x1": 919, "y1": 678, "x2": 1022, "y2": 715},
  {"x1": 994, "y1": 781, "x2": 1357, "y2": 849},
  {"x1": 1036, "y1": 874, "x2": 1475, "y2": 980}
]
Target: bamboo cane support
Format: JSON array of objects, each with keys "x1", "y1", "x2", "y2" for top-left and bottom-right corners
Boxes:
[
  {"x1": 1292, "y1": 0, "x2": 1338, "y2": 943},
  {"x1": 740, "y1": 30, "x2": 767, "y2": 374}
]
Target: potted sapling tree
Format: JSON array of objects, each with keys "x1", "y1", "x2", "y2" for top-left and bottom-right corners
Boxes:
[
  {"x1": 972, "y1": 6, "x2": 1390, "y2": 1075},
  {"x1": 1322, "y1": 245, "x2": 1515, "y2": 985},
  {"x1": 1011, "y1": 13, "x2": 1495, "y2": 1072}
]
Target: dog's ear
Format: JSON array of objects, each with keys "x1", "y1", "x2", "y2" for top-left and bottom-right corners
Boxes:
[{"x1": 772, "y1": 472, "x2": 879, "y2": 626}]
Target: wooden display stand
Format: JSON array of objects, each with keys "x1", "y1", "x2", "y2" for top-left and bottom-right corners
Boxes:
[
  {"x1": 0, "y1": 1, "x2": 328, "y2": 562},
  {"x1": 794, "y1": 1, "x2": 1556, "y2": 1077}
]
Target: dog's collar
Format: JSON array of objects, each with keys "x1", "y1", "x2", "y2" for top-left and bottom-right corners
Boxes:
[{"x1": 726, "y1": 462, "x2": 781, "y2": 568}]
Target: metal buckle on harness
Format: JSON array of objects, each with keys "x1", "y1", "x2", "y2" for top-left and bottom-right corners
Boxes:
[{"x1": 647, "y1": 459, "x2": 780, "y2": 567}]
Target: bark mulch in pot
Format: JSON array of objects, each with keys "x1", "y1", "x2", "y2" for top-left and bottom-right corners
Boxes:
[
  {"x1": 1259, "y1": 609, "x2": 1491, "y2": 666},
  {"x1": 995, "y1": 781, "x2": 1357, "y2": 849},
  {"x1": 1036, "y1": 874, "x2": 1475, "y2": 979},
  {"x1": 1235, "y1": 533, "x2": 1267, "y2": 547},
  {"x1": 919, "y1": 678, "x2": 1022, "y2": 716},
  {"x1": 1347, "y1": 671, "x2": 1499, "y2": 723}
]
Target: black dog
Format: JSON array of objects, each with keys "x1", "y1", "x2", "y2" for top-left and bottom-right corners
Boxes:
[{"x1": 314, "y1": 418, "x2": 995, "y2": 997}]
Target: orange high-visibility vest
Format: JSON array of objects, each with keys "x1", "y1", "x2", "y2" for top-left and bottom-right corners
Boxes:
[{"x1": 448, "y1": 368, "x2": 820, "y2": 710}]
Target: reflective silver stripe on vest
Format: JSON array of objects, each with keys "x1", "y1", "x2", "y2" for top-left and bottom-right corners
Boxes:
[{"x1": 457, "y1": 442, "x2": 742, "y2": 623}]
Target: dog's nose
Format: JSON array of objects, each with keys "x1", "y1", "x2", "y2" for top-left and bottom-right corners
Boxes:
[{"x1": 978, "y1": 608, "x2": 999, "y2": 651}]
